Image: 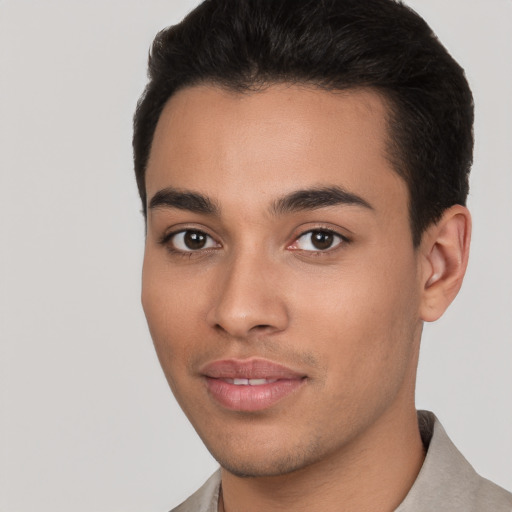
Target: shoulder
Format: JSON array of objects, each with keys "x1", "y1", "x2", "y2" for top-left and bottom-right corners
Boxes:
[
  {"x1": 170, "y1": 470, "x2": 221, "y2": 512},
  {"x1": 472, "y1": 476, "x2": 512, "y2": 511},
  {"x1": 396, "y1": 411, "x2": 512, "y2": 511}
]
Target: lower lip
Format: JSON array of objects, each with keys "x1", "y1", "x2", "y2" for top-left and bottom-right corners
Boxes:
[{"x1": 204, "y1": 377, "x2": 305, "y2": 412}]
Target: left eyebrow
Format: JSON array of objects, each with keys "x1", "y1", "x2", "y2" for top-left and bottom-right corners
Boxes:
[{"x1": 270, "y1": 186, "x2": 374, "y2": 216}]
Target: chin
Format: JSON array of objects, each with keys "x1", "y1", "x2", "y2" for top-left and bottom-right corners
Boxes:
[
  {"x1": 217, "y1": 455, "x2": 309, "y2": 479},
  {"x1": 207, "y1": 436, "x2": 326, "y2": 479}
]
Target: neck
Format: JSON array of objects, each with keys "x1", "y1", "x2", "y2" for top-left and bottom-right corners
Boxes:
[{"x1": 219, "y1": 405, "x2": 425, "y2": 512}]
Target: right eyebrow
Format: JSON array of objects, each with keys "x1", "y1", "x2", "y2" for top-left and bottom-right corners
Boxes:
[{"x1": 148, "y1": 187, "x2": 220, "y2": 216}]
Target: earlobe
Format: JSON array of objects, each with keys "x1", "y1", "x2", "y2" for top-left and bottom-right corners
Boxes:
[{"x1": 419, "y1": 205, "x2": 472, "y2": 322}]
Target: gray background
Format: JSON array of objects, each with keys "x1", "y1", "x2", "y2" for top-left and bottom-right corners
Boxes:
[{"x1": 1, "y1": 1, "x2": 511, "y2": 510}]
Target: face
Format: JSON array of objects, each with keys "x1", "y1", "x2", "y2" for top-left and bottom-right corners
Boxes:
[{"x1": 142, "y1": 84, "x2": 425, "y2": 477}]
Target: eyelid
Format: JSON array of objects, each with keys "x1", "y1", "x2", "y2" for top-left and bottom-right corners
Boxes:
[
  {"x1": 157, "y1": 224, "x2": 350, "y2": 255},
  {"x1": 287, "y1": 226, "x2": 350, "y2": 253},
  {"x1": 158, "y1": 223, "x2": 216, "y2": 243},
  {"x1": 159, "y1": 227, "x2": 221, "y2": 252}
]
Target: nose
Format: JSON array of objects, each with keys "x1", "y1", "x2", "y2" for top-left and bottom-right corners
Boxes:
[{"x1": 206, "y1": 251, "x2": 289, "y2": 339}]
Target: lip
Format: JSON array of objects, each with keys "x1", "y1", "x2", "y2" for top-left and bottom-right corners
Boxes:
[{"x1": 201, "y1": 358, "x2": 306, "y2": 412}]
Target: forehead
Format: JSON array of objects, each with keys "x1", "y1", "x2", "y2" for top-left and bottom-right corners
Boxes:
[{"x1": 145, "y1": 84, "x2": 407, "y2": 216}]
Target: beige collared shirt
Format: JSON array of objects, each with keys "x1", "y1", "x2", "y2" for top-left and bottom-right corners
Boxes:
[{"x1": 171, "y1": 411, "x2": 512, "y2": 512}]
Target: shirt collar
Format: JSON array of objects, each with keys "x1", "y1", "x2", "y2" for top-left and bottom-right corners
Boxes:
[{"x1": 395, "y1": 410, "x2": 480, "y2": 511}]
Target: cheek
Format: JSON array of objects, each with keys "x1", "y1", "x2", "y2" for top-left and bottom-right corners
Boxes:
[
  {"x1": 291, "y1": 250, "x2": 421, "y2": 380},
  {"x1": 141, "y1": 254, "x2": 203, "y2": 372}
]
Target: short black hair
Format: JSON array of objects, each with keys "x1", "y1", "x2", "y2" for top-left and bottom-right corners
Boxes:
[{"x1": 133, "y1": 0, "x2": 474, "y2": 246}]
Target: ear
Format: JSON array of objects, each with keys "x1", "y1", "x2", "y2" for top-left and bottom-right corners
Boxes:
[{"x1": 419, "y1": 205, "x2": 472, "y2": 322}]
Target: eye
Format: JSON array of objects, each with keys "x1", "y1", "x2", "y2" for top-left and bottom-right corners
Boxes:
[
  {"x1": 290, "y1": 230, "x2": 345, "y2": 252},
  {"x1": 167, "y1": 230, "x2": 219, "y2": 252}
]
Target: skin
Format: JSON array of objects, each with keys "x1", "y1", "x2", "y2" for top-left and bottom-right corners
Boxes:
[{"x1": 142, "y1": 84, "x2": 471, "y2": 512}]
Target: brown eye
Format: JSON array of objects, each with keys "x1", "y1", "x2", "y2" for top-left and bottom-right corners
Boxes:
[
  {"x1": 311, "y1": 231, "x2": 334, "y2": 250},
  {"x1": 184, "y1": 231, "x2": 207, "y2": 249},
  {"x1": 292, "y1": 230, "x2": 344, "y2": 252},
  {"x1": 170, "y1": 230, "x2": 219, "y2": 252}
]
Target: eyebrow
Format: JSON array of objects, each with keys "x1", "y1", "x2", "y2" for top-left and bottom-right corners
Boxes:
[
  {"x1": 148, "y1": 185, "x2": 373, "y2": 217},
  {"x1": 270, "y1": 186, "x2": 373, "y2": 215},
  {"x1": 149, "y1": 187, "x2": 220, "y2": 215}
]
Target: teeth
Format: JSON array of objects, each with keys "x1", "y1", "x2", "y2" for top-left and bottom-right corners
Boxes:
[
  {"x1": 228, "y1": 378, "x2": 278, "y2": 386},
  {"x1": 249, "y1": 378, "x2": 272, "y2": 385}
]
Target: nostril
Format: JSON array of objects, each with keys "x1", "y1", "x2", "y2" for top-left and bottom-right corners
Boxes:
[
  {"x1": 213, "y1": 322, "x2": 280, "y2": 338},
  {"x1": 253, "y1": 324, "x2": 273, "y2": 331},
  {"x1": 214, "y1": 323, "x2": 228, "y2": 334}
]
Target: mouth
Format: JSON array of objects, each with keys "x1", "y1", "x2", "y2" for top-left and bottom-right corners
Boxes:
[
  {"x1": 222, "y1": 378, "x2": 278, "y2": 385},
  {"x1": 200, "y1": 358, "x2": 307, "y2": 412}
]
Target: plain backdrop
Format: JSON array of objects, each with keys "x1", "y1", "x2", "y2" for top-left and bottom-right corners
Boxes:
[{"x1": 1, "y1": 1, "x2": 511, "y2": 510}]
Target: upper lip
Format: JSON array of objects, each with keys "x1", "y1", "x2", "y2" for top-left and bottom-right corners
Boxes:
[{"x1": 200, "y1": 358, "x2": 305, "y2": 380}]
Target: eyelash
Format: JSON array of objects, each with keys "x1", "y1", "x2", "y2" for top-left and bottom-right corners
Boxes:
[
  {"x1": 287, "y1": 228, "x2": 350, "y2": 254},
  {"x1": 159, "y1": 227, "x2": 350, "y2": 257},
  {"x1": 159, "y1": 229, "x2": 220, "y2": 257}
]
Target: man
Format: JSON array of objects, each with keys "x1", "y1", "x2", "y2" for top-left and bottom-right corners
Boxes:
[{"x1": 132, "y1": 0, "x2": 512, "y2": 510}]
